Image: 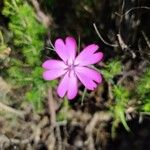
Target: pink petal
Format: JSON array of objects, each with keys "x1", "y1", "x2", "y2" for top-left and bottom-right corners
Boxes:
[
  {"x1": 43, "y1": 69, "x2": 66, "y2": 80},
  {"x1": 75, "y1": 66, "x2": 102, "y2": 90},
  {"x1": 54, "y1": 37, "x2": 77, "y2": 63},
  {"x1": 42, "y1": 59, "x2": 67, "y2": 70},
  {"x1": 65, "y1": 37, "x2": 77, "y2": 62},
  {"x1": 57, "y1": 71, "x2": 78, "y2": 99},
  {"x1": 57, "y1": 73, "x2": 68, "y2": 98},
  {"x1": 67, "y1": 71, "x2": 78, "y2": 100},
  {"x1": 75, "y1": 44, "x2": 103, "y2": 66},
  {"x1": 54, "y1": 38, "x2": 69, "y2": 62}
]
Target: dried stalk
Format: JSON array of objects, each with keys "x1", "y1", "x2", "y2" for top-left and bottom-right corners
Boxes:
[
  {"x1": 30, "y1": 0, "x2": 53, "y2": 27},
  {"x1": 93, "y1": 23, "x2": 118, "y2": 47},
  {"x1": 48, "y1": 87, "x2": 56, "y2": 126},
  {"x1": 0, "y1": 102, "x2": 25, "y2": 118}
]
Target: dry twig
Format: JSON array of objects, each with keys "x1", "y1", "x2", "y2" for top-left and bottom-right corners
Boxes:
[
  {"x1": 142, "y1": 31, "x2": 150, "y2": 49},
  {"x1": 122, "y1": 6, "x2": 150, "y2": 17},
  {"x1": 48, "y1": 88, "x2": 63, "y2": 149},
  {"x1": 0, "y1": 102, "x2": 25, "y2": 118},
  {"x1": 93, "y1": 24, "x2": 136, "y2": 58},
  {"x1": 48, "y1": 87, "x2": 56, "y2": 126},
  {"x1": 93, "y1": 23, "x2": 118, "y2": 47},
  {"x1": 30, "y1": 0, "x2": 53, "y2": 27}
]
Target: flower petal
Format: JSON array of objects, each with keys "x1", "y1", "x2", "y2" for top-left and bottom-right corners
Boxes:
[
  {"x1": 54, "y1": 38, "x2": 69, "y2": 62},
  {"x1": 67, "y1": 71, "x2": 78, "y2": 100},
  {"x1": 57, "y1": 73, "x2": 68, "y2": 98},
  {"x1": 54, "y1": 37, "x2": 77, "y2": 63},
  {"x1": 75, "y1": 44, "x2": 103, "y2": 66},
  {"x1": 57, "y1": 71, "x2": 78, "y2": 100},
  {"x1": 75, "y1": 66, "x2": 102, "y2": 90},
  {"x1": 43, "y1": 69, "x2": 66, "y2": 80},
  {"x1": 42, "y1": 59, "x2": 67, "y2": 70},
  {"x1": 65, "y1": 36, "x2": 77, "y2": 62}
]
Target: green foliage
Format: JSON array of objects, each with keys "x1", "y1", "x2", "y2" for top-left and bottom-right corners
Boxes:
[
  {"x1": 137, "y1": 68, "x2": 150, "y2": 98},
  {"x1": 142, "y1": 101, "x2": 150, "y2": 112},
  {"x1": 0, "y1": 30, "x2": 11, "y2": 71},
  {"x1": 102, "y1": 59, "x2": 150, "y2": 134},
  {"x1": 101, "y1": 59, "x2": 122, "y2": 81},
  {"x1": 0, "y1": 30, "x2": 6, "y2": 51},
  {"x1": 3, "y1": 0, "x2": 46, "y2": 65},
  {"x1": 102, "y1": 59, "x2": 130, "y2": 135},
  {"x1": 56, "y1": 97, "x2": 70, "y2": 121},
  {"x1": 108, "y1": 85, "x2": 130, "y2": 138},
  {"x1": 136, "y1": 67, "x2": 150, "y2": 112},
  {"x1": 112, "y1": 85, "x2": 130, "y2": 131},
  {"x1": 25, "y1": 88, "x2": 44, "y2": 111},
  {"x1": 2, "y1": 0, "x2": 54, "y2": 111},
  {"x1": 1, "y1": 0, "x2": 149, "y2": 133}
]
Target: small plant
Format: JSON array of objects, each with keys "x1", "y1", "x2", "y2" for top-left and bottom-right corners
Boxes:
[
  {"x1": 101, "y1": 59, "x2": 122, "y2": 82},
  {"x1": 112, "y1": 85, "x2": 130, "y2": 133},
  {"x1": 102, "y1": 59, "x2": 130, "y2": 136},
  {"x1": 136, "y1": 67, "x2": 150, "y2": 112},
  {"x1": 2, "y1": 0, "x2": 52, "y2": 111}
]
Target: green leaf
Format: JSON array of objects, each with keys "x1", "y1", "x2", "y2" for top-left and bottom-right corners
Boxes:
[
  {"x1": 25, "y1": 88, "x2": 43, "y2": 112},
  {"x1": 101, "y1": 59, "x2": 122, "y2": 81},
  {"x1": 116, "y1": 105, "x2": 130, "y2": 131}
]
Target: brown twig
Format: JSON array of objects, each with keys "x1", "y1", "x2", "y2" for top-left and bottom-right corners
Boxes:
[
  {"x1": 47, "y1": 88, "x2": 63, "y2": 149},
  {"x1": 30, "y1": 0, "x2": 53, "y2": 27},
  {"x1": 93, "y1": 23, "x2": 118, "y2": 47},
  {"x1": 142, "y1": 31, "x2": 150, "y2": 49},
  {"x1": 122, "y1": 6, "x2": 150, "y2": 17},
  {"x1": 0, "y1": 102, "x2": 25, "y2": 118},
  {"x1": 138, "y1": 39, "x2": 150, "y2": 62},
  {"x1": 48, "y1": 87, "x2": 56, "y2": 126},
  {"x1": 117, "y1": 34, "x2": 136, "y2": 58},
  {"x1": 86, "y1": 134, "x2": 95, "y2": 150},
  {"x1": 93, "y1": 23, "x2": 136, "y2": 58},
  {"x1": 117, "y1": 70, "x2": 137, "y2": 85},
  {"x1": 0, "y1": 134, "x2": 32, "y2": 149},
  {"x1": 117, "y1": 34, "x2": 128, "y2": 50},
  {"x1": 94, "y1": 5, "x2": 150, "y2": 59},
  {"x1": 47, "y1": 127, "x2": 56, "y2": 150},
  {"x1": 86, "y1": 112, "x2": 112, "y2": 135},
  {"x1": 56, "y1": 126, "x2": 63, "y2": 150},
  {"x1": 85, "y1": 112, "x2": 112, "y2": 150},
  {"x1": 108, "y1": 82, "x2": 114, "y2": 100}
]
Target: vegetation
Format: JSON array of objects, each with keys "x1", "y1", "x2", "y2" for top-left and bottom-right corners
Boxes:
[{"x1": 0, "y1": 0, "x2": 150, "y2": 149}]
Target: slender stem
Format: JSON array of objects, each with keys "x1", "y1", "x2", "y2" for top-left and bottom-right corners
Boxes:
[
  {"x1": 30, "y1": 0, "x2": 51, "y2": 27},
  {"x1": 63, "y1": 96, "x2": 69, "y2": 121},
  {"x1": 93, "y1": 23, "x2": 118, "y2": 47},
  {"x1": 77, "y1": 35, "x2": 81, "y2": 53},
  {"x1": 141, "y1": 31, "x2": 150, "y2": 48},
  {"x1": 0, "y1": 31, "x2": 4, "y2": 46},
  {"x1": 123, "y1": 6, "x2": 150, "y2": 17},
  {"x1": 45, "y1": 46, "x2": 55, "y2": 51},
  {"x1": 140, "y1": 112, "x2": 150, "y2": 115},
  {"x1": 47, "y1": 31, "x2": 55, "y2": 50},
  {"x1": 48, "y1": 87, "x2": 56, "y2": 126},
  {"x1": 81, "y1": 88, "x2": 87, "y2": 105}
]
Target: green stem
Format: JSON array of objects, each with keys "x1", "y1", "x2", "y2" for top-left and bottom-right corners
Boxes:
[
  {"x1": 0, "y1": 31, "x2": 4, "y2": 46},
  {"x1": 63, "y1": 96, "x2": 69, "y2": 120}
]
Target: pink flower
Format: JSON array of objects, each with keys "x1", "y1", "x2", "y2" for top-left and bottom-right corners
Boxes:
[{"x1": 42, "y1": 36, "x2": 103, "y2": 100}]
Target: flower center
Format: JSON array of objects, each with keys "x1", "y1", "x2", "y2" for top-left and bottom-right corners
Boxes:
[
  {"x1": 68, "y1": 63, "x2": 75, "y2": 70},
  {"x1": 65, "y1": 60, "x2": 78, "y2": 76}
]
